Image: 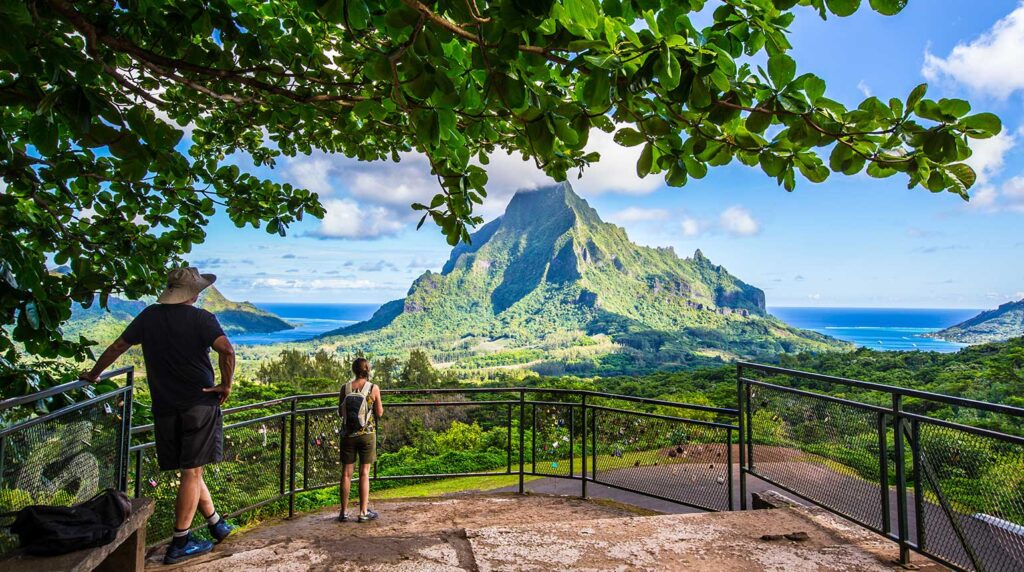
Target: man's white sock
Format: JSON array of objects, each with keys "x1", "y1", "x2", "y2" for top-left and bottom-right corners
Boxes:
[{"x1": 207, "y1": 512, "x2": 221, "y2": 525}]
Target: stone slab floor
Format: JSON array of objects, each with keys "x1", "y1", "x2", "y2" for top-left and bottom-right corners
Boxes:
[{"x1": 146, "y1": 494, "x2": 946, "y2": 571}]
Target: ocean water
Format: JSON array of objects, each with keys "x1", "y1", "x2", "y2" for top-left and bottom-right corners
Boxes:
[
  {"x1": 769, "y1": 307, "x2": 982, "y2": 353},
  {"x1": 229, "y1": 303, "x2": 379, "y2": 345},
  {"x1": 233, "y1": 302, "x2": 983, "y2": 353}
]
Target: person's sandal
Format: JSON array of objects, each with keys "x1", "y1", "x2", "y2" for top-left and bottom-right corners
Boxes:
[
  {"x1": 337, "y1": 513, "x2": 349, "y2": 522},
  {"x1": 357, "y1": 509, "x2": 378, "y2": 523}
]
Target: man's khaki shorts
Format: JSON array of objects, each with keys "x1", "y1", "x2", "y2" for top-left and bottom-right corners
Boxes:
[{"x1": 340, "y1": 432, "x2": 376, "y2": 465}]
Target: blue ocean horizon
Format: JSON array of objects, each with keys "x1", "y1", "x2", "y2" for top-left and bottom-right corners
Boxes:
[
  {"x1": 769, "y1": 306, "x2": 981, "y2": 353},
  {"x1": 237, "y1": 302, "x2": 981, "y2": 353}
]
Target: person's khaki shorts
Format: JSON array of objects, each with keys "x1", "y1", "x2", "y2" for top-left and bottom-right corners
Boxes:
[{"x1": 340, "y1": 432, "x2": 376, "y2": 465}]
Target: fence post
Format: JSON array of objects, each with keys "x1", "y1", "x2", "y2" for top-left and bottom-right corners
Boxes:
[
  {"x1": 303, "y1": 411, "x2": 310, "y2": 490},
  {"x1": 591, "y1": 405, "x2": 597, "y2": 486},
  {"x1": 288, "y1": 399, "x2": 297, "y2": 519},
  {"x1": 580, "y1": 394, "x2": 587, "y2": 499},
  {"x1": 569, "y1": 403, "x2": 575, "y2": 483},
  {"x1": 531, "y1": 402, "x2": 537, "y2": 475},
  {"x1": 118, "y1": 368, "x2": 135, "y2": 493},
  {"x1": 736, "y1": 364, "x2": 747, "y2": 510},
  {"x1": 133, "y1": 449, "x2": 142, "y2": 498},
  {"x1": 727, "y1": 427, "x2": 734, "y2": 511},
  {"x1": 745, "y1": 382, "x2": 754, "y2": 475},
  {"x1": 518, "y1": 390, "x2": 525, "y2": 494},
  {"x1": 279, "y1": 415, "x2": 287, "y2": 498},
  {"x1": 910, "y1": 419, "x2": 925, "y2": 553},
  {"x1": 506, "y1": 402, "x2": 513, "y2": 474},
  {"x1": 878, "y1": 412, "x2": 891, "y2": 535},
  {"x1": 892, "y1": 394, "x2": 911, "y2": 565}
]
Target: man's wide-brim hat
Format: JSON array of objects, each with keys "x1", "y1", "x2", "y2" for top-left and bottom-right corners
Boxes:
[{"x1": 157, "y1": 267, "x2": 216, "y2": 304}]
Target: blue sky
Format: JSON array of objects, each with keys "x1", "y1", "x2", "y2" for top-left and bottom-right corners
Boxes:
[{"x1": 192, "y1": 1, "x2": 1024, "y2": 309}]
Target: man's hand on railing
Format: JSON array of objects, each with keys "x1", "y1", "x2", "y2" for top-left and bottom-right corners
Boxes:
[
  {"x1": 203, "y1": 383, "x2": 232, "y2": 406},
  {"x1": 78, "y1": 371, "x2": 100, "y2": 384}
]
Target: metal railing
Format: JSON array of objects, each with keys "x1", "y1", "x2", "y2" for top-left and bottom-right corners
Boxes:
[
  {"x1": 738, "y1": 362, "x2": 1024, "y2": 572},
  {"x1": 3, "y1": 362, "x2": 1023, "y2": 571},
  {"x1": 124, "y1": 387, "x2": 739, "y2": 542},
  {"x1": 0, "y1": 367, "x2": 135, "y2": 555}
]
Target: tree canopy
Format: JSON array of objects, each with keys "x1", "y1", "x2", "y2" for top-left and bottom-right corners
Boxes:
[{"x1": 0, "y1": 0, "x2": 1003, "y2": 392}]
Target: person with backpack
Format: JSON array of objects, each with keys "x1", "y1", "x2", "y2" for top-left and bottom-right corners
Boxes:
[
  {"x1": 79, "y1": 267, "x2": 234, "y2": 564},
  {"x1": 338, "y1": 357, "x2": 384, "y2": 523}
]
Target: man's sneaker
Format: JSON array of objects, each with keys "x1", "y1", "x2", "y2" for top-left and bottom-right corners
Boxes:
[
  {"x1": 208, "y1": 518, "x2": 233, "y2": 543},
  {"x1": 163, "y1": 533, "x2": 214, "y2": 564},
  {"x1": 357, "y1": 509, "x2": 379, "y2": 523},
  {"x1": 337, "y1": 513, "x2": 349, "y2": 522}
]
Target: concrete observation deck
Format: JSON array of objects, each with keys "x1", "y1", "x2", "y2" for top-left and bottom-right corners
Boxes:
[{"x1": 148, "y1": 493, "x2": 946, "y2": 571}]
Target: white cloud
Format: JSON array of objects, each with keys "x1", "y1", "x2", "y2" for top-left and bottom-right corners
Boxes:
[
  {"x1": 965, "y1": 130, "x2": 1016, "y2": 185},
  {"x1": 312, "y1": 198, "x2": 405, "y2": 239},
  {"x1": 968, "y1": 185, "x2": 999, "y2": 209},
  {"x1": 856, "y1": 80, "x2": 872, "y2": 97},
  {"x1": 1001, "y1": 175, "x2": 1024, "y2": 212},
  {"x1": 922, "y1": 3, "x2": 1024, "y2": 98},
  {"x1": 966, "y1": 175, "x2": 1024, "y2": 213},
  {"x1": 281, "y1": 125, "x2": 666, "y2": 235},
  {"x1": 719, "y1": 206, "x2": 761, "y2": 237},
  {"x1": 285, "y1": 158, "x2": 335, "y2": 195},
  {"x1": 680, "y1": 216, "x2": 705, "y2": 238},
  {"x1": 572, "y1": 129, "x2": 662, "y2": 196},
  {"x1": 252, "y1": 277, "x2": 378, "y2": 290},
  {"x1": 608, "y1": 207, "x2": 670, "y2": 224}
]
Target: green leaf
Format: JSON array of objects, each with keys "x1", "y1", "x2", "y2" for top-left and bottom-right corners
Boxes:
[
  {"x1": 27, "y1": 115, "x2": 58, "y2": 156},
  {"x1": 613, "y1": 128, "x2": 646, "y2": 147},
  {"x1": 869, "y1": 0, "x2": 907, "y2": 15},
  {"x1": 563, "y1": 0, "x2": 600, "y2": 29},
  {"x1": 804, "y1": 76, "x2": 826, "y2": 103},
  {"x1": 906, "y1": 83, "x2": 927, "y2": 114},
  {"x1": 938, "y1": 98, "x2": 971, "y2": 118},
  {"x1": 961, "y1": 112, "x2": 1001, "y2": 137},
  {"x1": 656, "y1": 48, "x2": 682, "y2": 91},
  {"x1": 826, "y1": 0, "x2": 862, "y2": 17},
  {"x1": 767, "y1": 54, "x2": 796, "y2": 87},
  {"x1": 347, "y1": 0, "x2": 370, "y2": 29},
  {"x1": 636, "y1": 143, "x2": 653, "y2": 178},
  {"x1": 947, "y1": 163, "x2": 977, "y2": 189},
  {"x1": 688, "y1": 77, "x2": 711, "y2": 109}
]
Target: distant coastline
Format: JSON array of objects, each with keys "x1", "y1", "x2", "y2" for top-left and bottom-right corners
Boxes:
[
  {"x1": 769, "y1": 306, "x2": 980, "y2": 353},
  {"x1": 237, "y1": 302, "x2": 981, "y2": 353}
]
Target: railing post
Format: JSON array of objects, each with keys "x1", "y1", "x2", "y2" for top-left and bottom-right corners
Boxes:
[
  {"x1": 531, "y1": 402, "x2": 537, "y2": 475},
  {"x1": 279, "y1": 415, "x2": 287, "y2": 498},
  {"x1": 518, "y1": 390, "x2": 525, "y2": 494},
  {"x1": 892, "y1": 394, "x2": 911, "y2": 566},
  {"x1": 506, "y1": 402, "x2": 512, "y2": 474},
  {"x1": 133, "y1": 449, "x2": 142, "y2": 498},
  {"x1": 727, "y1": 427, "x2": 734, "y2": 511},
  {"x1": 288, "y1": 399, "x2": 297, "y2": 518},
  {"x1": 118, "y1": 368, "x2": 135, "y2": 493},
  {"x1": 878, "y1": 412, "x2": 891, "y2": 535},
  {"x1": 911, "y1": 419, "x2": 925, "y2": 553},
  {"x1": 569, "y1": 403, "x2": 575, "y2": 482},
  {"x1": 745, "y1": 381, "x2": 754, "y2": 474},
  {"x1": 590, "y1": 405, "x2": 597, "y2": 486},
  {"x1": 736, "y1": 364, "x2": 747, "y2": 510},
  {"x1": 302, "y1": 411, "x2": 310, "y2": 490},
  {"x1": 580, "y1": 394, "x2": 587, "y2": 499}
]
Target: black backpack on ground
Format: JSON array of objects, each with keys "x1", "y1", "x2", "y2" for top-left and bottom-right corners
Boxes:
[{"x1": 10, "y1": 489, "x2": 132, "y2": 556}]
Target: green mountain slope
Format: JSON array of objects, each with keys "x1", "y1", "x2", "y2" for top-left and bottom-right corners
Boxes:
[
  {"x1": 322, "y1": 183, "x2": 846, "y2": 372},
  {"x1": 927, "y1": 299, "x2": 1024, "y2": 344},
  {"x1": 69, "y1": 285, "x2": 293, "y2": 338},
  {"x1": 195, "y1": 286, "x2": 293, "y2": 334}
]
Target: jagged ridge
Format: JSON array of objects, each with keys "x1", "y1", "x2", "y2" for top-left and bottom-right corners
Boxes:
[{"x1": 323, "y1": 183, "x2": 844, "y2": 370}]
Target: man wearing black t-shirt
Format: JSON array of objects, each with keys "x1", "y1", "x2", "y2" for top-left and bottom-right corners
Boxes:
[{"x1": 81, "y1": 267, "x2": 236, "y2": 564}]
